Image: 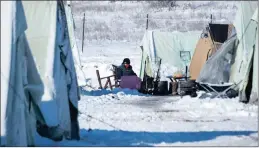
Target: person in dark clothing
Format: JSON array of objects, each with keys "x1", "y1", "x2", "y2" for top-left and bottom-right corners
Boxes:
[{"x1": 118, "y1": 58, "x2": 136, "y2": 77}]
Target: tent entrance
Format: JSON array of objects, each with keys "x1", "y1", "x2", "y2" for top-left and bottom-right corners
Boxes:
[
  {"x1": 245, "y1": 47, "x2": 254, "y2": 103},
  {"x1": 208, "y1": 23, "x2": 229, "y2": 43}
]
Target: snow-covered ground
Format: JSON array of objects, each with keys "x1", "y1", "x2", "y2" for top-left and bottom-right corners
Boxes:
[{"x1": 35, "y1": 42, "x2": 258, "y2": 146}]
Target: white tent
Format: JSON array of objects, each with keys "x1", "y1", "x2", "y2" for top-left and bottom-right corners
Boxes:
[
  {"x1": 22, "y1": 0, "x2": 81, "y2": 139},
  {"x1": 250, "y1": 8, "x2": 258, "y2": 103},
  {"x1": 64, "y1": 1, "x2": 87, "y2": 87},
  {"x1": 229, "y1": 1, "x2": 258, "y2": 103},
  {"x1": 1, "y1": 1, "x2": 43, "y2": 146},
  {"x1": 1, "y1": 1, "x2": 81, "y2": 146},
  {"x1": 139, "y1": 30, "x2": 201, "y2": 80}
]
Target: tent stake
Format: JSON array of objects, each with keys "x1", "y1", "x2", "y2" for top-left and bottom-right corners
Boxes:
[{"x1": 81, "y1": 12, "x2": 85, "y2": 53}]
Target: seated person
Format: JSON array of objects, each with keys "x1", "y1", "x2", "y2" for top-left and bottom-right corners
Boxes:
[{"x1": 118, "y1": 58, "x2": 136, "y2": 78}]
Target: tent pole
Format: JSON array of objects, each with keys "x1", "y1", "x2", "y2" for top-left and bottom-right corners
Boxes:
[
  {"x1": 146, "y1": 14, "x2": 149, "y2": 30},
  {"x1": 81, "y1": 12, "x2": 85, "y2": 53}
]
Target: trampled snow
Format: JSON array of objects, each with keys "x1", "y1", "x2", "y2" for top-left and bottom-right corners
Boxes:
[{"x1": 35, "y1": 41, "x2": 258, "y2": 146}]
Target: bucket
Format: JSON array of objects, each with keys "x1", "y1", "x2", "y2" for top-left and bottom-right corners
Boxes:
[{"x1": 156, "y1": 81, "x2": 169, "y2": 95}]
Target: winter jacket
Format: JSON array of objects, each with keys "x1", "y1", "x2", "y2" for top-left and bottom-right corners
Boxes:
[{"x1": 118, "y1": 64, "x2": 136, "y2": 78}]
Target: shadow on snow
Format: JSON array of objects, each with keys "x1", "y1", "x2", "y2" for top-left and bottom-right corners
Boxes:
[
  {"x1": 80, "y1": 87, "x2": 148, "y2": 97},
  {"x1": 34, "y1": 129, "x2": 257, "y2": 146}
]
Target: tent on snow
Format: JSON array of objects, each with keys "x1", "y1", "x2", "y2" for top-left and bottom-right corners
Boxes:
[
  {"x1": 230, "y1": 2, "x2": 258, "y2": 103},
  {"x1": 1, "y1": 1, "x2": 41, "y2": 146},
  {"x1": 189, "y1": 23, "x2": 235, "y2": 80},
  {"x1": 195, "y1": 1, "x2": 258, "y2": 104},
  {"x1": 195, "y1": 30, "x2": 237, "y2": 84},
  {"x1": 1, "y1": 1, "x2": 81, "y2": 146},
  {"x1": 22, "y1": 0, "x2": 81, "y2": 140},
  {"x1": 139, "y1": 30, "x2": 201, "y2": 81}
]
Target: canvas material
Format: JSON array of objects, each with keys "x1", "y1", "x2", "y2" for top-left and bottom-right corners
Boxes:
[
  {"x1": 250, "y1": 8, "x2": 258, "y2": 103},
  {"x1": 230, "y1": 1, "x2": 257, "y2": 84},
  {"x1": 139, "y1": 30, "x2": 201, "y2": 80},
  {"x1": 23, "y1": 1, "x2": 60, "y2": 127},
  {"x1": 22, "y1": 1, "x2": 81, "y2": 139},
  {"x1": 1, "y1": 1, "x2": 40, "y2": 146},
  {"x1": 229, "y1": 2, "x2": 258, "y2": 103},
  {"x1": 64, "y1": 3, "x2": 87, "y2": 87},
  {"x1": 189, "y1": 33, "x2": 214, "y2": 80}
]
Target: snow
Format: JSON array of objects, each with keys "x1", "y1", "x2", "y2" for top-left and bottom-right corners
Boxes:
[
  {"x1": 79, "y1": 41, "x2": 141, "y2": 89},
  {"x1": 35, "y1": 41, "x2": 258, "y2": 146},
  {"x1": 71, "y1": 1, "x2": 238, "y2": 43}
]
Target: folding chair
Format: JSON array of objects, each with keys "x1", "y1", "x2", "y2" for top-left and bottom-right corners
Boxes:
[
  {"x1": 198, "y1": 80, "x2": 242, "y2": 99},
  {"x1": 111, "y1": 64, "x2": 122, "y2": 87}
]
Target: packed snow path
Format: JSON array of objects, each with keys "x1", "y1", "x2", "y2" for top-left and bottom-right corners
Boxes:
[{"x1": 35, "y1": 42, "x2": 258, "y2": 146}]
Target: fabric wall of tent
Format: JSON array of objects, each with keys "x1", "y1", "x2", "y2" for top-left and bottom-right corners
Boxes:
[
  {"x1": 64, "y1": 1, "x2": 87, "y2": 87},
  {"x1": 139, "y1": 30, "x2": 201, "y2": 80},
  {"x1": 189, "y1": 23, "x2": 235, "y2": 81},
  {"x1": 229, "y1": 2, "x2": 258, "y2": 103},
  {"x1": 1, "y1": 1, "x2": 45, "y2": 146},
  {"x1": 1, "y1": 1, "x2": 81, "y2": 146},
  {"x1": 22, "y1": 0, "x2": 81, "y2": 141}
]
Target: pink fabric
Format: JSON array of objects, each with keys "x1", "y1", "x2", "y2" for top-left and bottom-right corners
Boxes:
[{"x1": 120, "y1": 76, "x2": 141, "y2": 89}]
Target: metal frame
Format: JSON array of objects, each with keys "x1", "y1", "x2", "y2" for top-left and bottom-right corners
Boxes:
[
  {"x1": 199, "y1": 80, "x2": 242, "y2": 99},
  {"x1": 180, "y1": 51, "x2": 191, "y2": 62}
]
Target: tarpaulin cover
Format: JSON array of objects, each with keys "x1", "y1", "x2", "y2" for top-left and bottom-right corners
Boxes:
[{"x1": 196, "y1": 35, "x2": 237, "y2": 84}]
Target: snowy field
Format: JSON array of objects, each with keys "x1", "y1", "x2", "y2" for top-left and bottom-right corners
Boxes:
[
  {"x1": 35, "y1": 42, "x2": 258, "y2": 146},
  {"x1": 71, "y1": 1, "x2": 238, "y2": 43}
]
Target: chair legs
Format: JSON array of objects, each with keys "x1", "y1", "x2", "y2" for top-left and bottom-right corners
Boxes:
[
  {"x1": 199, "y1": 84, "x2": 212, "y2": 93},
  {"x1": 213, "y1": 83, "x2": 240, "y2": 99},
  {"x1": 199, "y1": 81, "x2": 242, "y2": 99}
]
